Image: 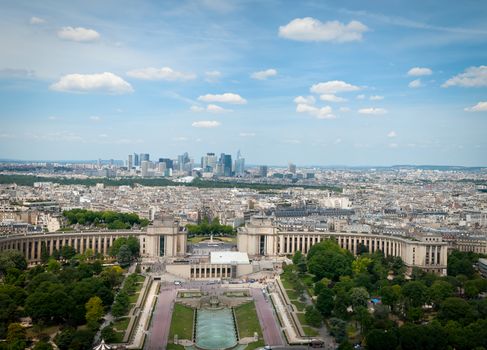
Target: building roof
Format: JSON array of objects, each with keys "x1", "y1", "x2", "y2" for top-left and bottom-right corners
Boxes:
[{"x1": 210, "y1": 251, "x2": 250, "y2": 265}]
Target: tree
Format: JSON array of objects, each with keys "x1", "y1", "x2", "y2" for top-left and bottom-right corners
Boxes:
[
  {"x1": 402, "y1": 281, "x2": 428, "y2": 308},
  {"x1": 117, "y1": 244, "x2": 132, "y2": 267},
  {"x1": 349, "y1": 287, "x2": 369, "y2": 311},
  {"x1": 352, "y1": 256, "x2": 373, "y2": 275},
  {"x1": 60, "y1": 246, "x2": 77, "y2": 260},
  {"x1": 40, "y1": 242, "x2": 50, "y2": 264},
  {"x1": 0, "y1": 250, "x2": 27, "y2": 275},
  {"x1": 464, "y1": 280, "x2": 480, "y2": 299},
  {"x1": 47, "y1": 259, "x2": 61, "y2": 273},
  {"x1": 6, "y1": 323, "x2": 26, "y2": 343},
  {"x1": 448, "y1": 251, "x2": 475, "y2": 277},
  {"x1": 381, "y1": 285, "x2": 401, "y2": 312},
  {"x1": 85, "y1": 296, "x2": 104, "y2": 329},
  {"x1": 308, "y1": 248, "x2": 353, "y2": 281},
  {"x1": 429, "y1": 280, "x2": 454, "y2": 308},
  {"x1": 109, "y1": 237, "x2": 127, "y2": 256},
  {"x1": 438, "y1": 297, "x2": 473, "y2": 324},
  {"x1": 126, "y1": 236, "x2": 140, "y2": 257},
  {"x1": 112, "y1": 291, "x2": 129, "y2": 317},
  {"x1": 328, "y1": 318, "x2": 348, "y2": 343},
  {"x1": 305, "y1": 305, "x2": 322, "y2": 327},
  {"x1": 100, "y1": 266, "x2": 124, "y2": 288},
  {"x1": 92, "y1": 260, "x2": 103, "y2": 275},
  {"x1": 366, "y1": 329, "x2": 398, "y2": 350},
  {"x1": 292, "y1": 250, "x2": 303, "y2": 265},
  {"x1": 54, "y1": 328, "x2": 75, "y2": 350},
  {"x1": 33, "y1": 341, "x2": 53, "y2": 350},
  {"x1": 100, "y1": 325, "x2": 117, "y2": 343},
  {"x1": 316, "y1": 288, "x2": 334, "y2": 317}
]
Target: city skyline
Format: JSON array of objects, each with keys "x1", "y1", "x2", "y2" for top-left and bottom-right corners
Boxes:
[{"x1": 1, "y1": 1, "x2": 487, "y2": 166}]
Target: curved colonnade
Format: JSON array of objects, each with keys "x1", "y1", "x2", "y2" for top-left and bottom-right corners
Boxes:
[
  {"x1": 0, "y1": 218, "x2": 448, "y2": 275},
  {"x1": 0, "y1": 231, "x2": 141, "y2": 263}
]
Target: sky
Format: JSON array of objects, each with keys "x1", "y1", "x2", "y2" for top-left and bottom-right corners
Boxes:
[{"x1": 0, "y1": 0, "x2": 487, "y2": 166}]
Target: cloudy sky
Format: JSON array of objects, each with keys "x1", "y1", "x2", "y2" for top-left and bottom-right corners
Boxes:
[{"x1": 1, "y1": 0, "x2": 486, "y2": 166}]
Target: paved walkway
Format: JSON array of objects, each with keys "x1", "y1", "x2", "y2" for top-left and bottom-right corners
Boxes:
[
  {"x1": 251, "y1": 287, "x2": 285, "y2": 347},
  {"x1": 146, "y1": 286, "x2": 178, "y2": 350},
  {"x1": 126, "y1": 279, "x2": 158, "y2": 349}
]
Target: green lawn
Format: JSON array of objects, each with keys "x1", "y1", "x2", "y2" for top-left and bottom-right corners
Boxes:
[
  {"x1": 129, "y1": 292, "x2": 140, "y2": 304},
  {"x1": 167, "y1": 344, "x2": 185, "y2": 350},
  {"x1": 281, "y1": 277, "x2": 293, "y2": 290},
  {"x1": 291, "y1": 300, "x2": 306, "y2": 311},
  {"x1": 169, "y1": 303, "x2": 194, "y2": 340},
  {"x1": 188, "y1": 236, "x2": 210, "y2": 243},
  {"x1": 234, "y1": 302, "x2": 262, "y2": 338},
  {"x1": 246, "y1": 339, "x2": 265, "y2": 349},
  {"x1": 135, "y1": 274, "x2": 146, "y2": 283},
  {"x1": 286, "y1": 289, "x2": 300, "y2": 300},
  {"x1": 297, "y1": 312, "x2": 307, "y2": 325},
  {"x1": 113, "y1": 317, "x2": 130, "y2": 331},
  {"x1": 111, "y1": 330, "x2": 125, "y2": 343},
  {"x1": 302, "y1": 326, "x2": 319, "y2": 336}
]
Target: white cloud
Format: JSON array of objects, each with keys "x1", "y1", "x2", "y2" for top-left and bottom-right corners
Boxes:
[
  {"x1": 464, "y1": 101, "x2": 487, "y2": 112},
  {"x1": 389, "y1": 143, "x2": 398, "y2": 148},
  {"x1": 50, "y1": 72, "x2": 133, "y2": 94},
  {"x1": 296, "y1": 103, "x2": 335, "y2": 119},
  {"x1": 408, "y1": 79, "x2": 422, "y2": 88},
  {"x1": 387, "y1": 131, "x2": 397, "y2": 138},
  {"x1": 239, "y1": 132, "x2": 256, "y2": 137},
  {"x1": 0, "y1": 133, "x2": 15, "y2": 139},
  {"x1": 294, "y1": 95, "x2": 316, "y2": 105},
  {"x1": 89, "y1": 116, "x2": 101, "y2": 121},
  {"x1": 57, "y1": 26, "x2": 100, "y2": 42},
  {"x1": 251, "y1": 68, "x2": 277, "y2": 80},
  {"x1": 190, "y1": 105, "x2": 205, "y2": 112},
  {"x1": 370, "y1": 95, "x2": 384, "y2": 100},
  {"x1": 127, "y1": 67, "x2": 196, "y2": 81},
  {"x1": 407, "y1": 67, "x2": 432, "y2": 76},
  {"x1": 207, "y1": 104, "x2": 232, "y2": 113},
  {"x1": 358, "y1": 107, "x2": 388, "y2": 115},
  {"x1": 284, "y1": 139, "x2": 301, "y2": 144},
  {"x1": 190, "y1": 104, "x2": 231, "y2": 113},
  {"x1": 30, "y1": 17, "x2": 46, "y2": 25},
  {"x1": 320, "y1": 94, "x2": 347, "y2": 102},
  {"x1": 205, "y1": 70, "x2": 221, "y2": 82},
  {"x1": 198, "y1": 93, "x2": 247, "y2": 104},
  {"x1": 442, "y1": 65, "x2": 487, "y2": 88},
  {"x1": 278, "y1": 17, "x2": 368, "y2": 42},
  {"x1": 310, "y1": 80, "x2": 360, "y2": 94},
  {"x1": 48, "y1": 116, "x2": 59, "y2": 120},
  {"x1": 192, "y1": 120, "x2": 221, "y2": 128},
  {"x1": 334, "y1": 138, "x2": 342, "y2": 144},
  {"x1": 98, "y1": 133, "x2": 108, "y2": 138},
  {"x1": 356, "y1": 94, "x2": 365, "y2": 99},
  {"x1": 339, "y1": 107, "x2": 351, "y2": 112},
  {"x1": 173, "y1": 136, "x2": 188, "y2": 141}
]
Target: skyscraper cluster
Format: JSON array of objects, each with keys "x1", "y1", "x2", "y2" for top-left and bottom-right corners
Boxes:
[{"x1": 126, "y1": 151, "x2": 246, "y2": 178}]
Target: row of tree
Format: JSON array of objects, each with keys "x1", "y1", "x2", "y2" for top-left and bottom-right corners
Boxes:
[
  {"x1": 62, "y1": 209, "x2": 149, "y2": 229},
  {"x1": 288, "y1": 239, "x2": 487, "y2": 350},
  {"x1": 0, "y1": 174, "x2": 342, "y2": 192},
  {"x1": 186, "y1": 217, "x2": 235, "y2": 236}
]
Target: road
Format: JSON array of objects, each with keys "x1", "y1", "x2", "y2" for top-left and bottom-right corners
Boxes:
[
  {"x1": 251, "y1": 288, "x2": 285, "y2": 347},
  {"x1": 146, "y1": 285, "x2": 177, "y2": 350}
]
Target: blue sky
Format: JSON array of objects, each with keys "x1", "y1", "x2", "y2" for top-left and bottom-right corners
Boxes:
[{"x1": 0, "y1": 0, "x2": 486, "y2": 166}]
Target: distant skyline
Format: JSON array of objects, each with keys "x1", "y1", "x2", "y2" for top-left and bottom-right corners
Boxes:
[{"x1": 1, "y1": 0, "x2": 487, "y2": 166}]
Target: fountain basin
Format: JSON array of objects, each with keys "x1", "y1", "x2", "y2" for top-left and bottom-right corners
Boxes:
[{"x1": 195, "y1": 308, "x2": 238, "y2": 350}]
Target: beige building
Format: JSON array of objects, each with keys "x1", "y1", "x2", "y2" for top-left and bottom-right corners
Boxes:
[
  {"x1": 0, "y1": 216, "x2": 448, "y2": 275},
  {"x1": 238, "y1": 216, "x2": 448, "y2": 275},
  {"x1": 140, "y1": 218, "x2": 187, "y2": 259}
]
